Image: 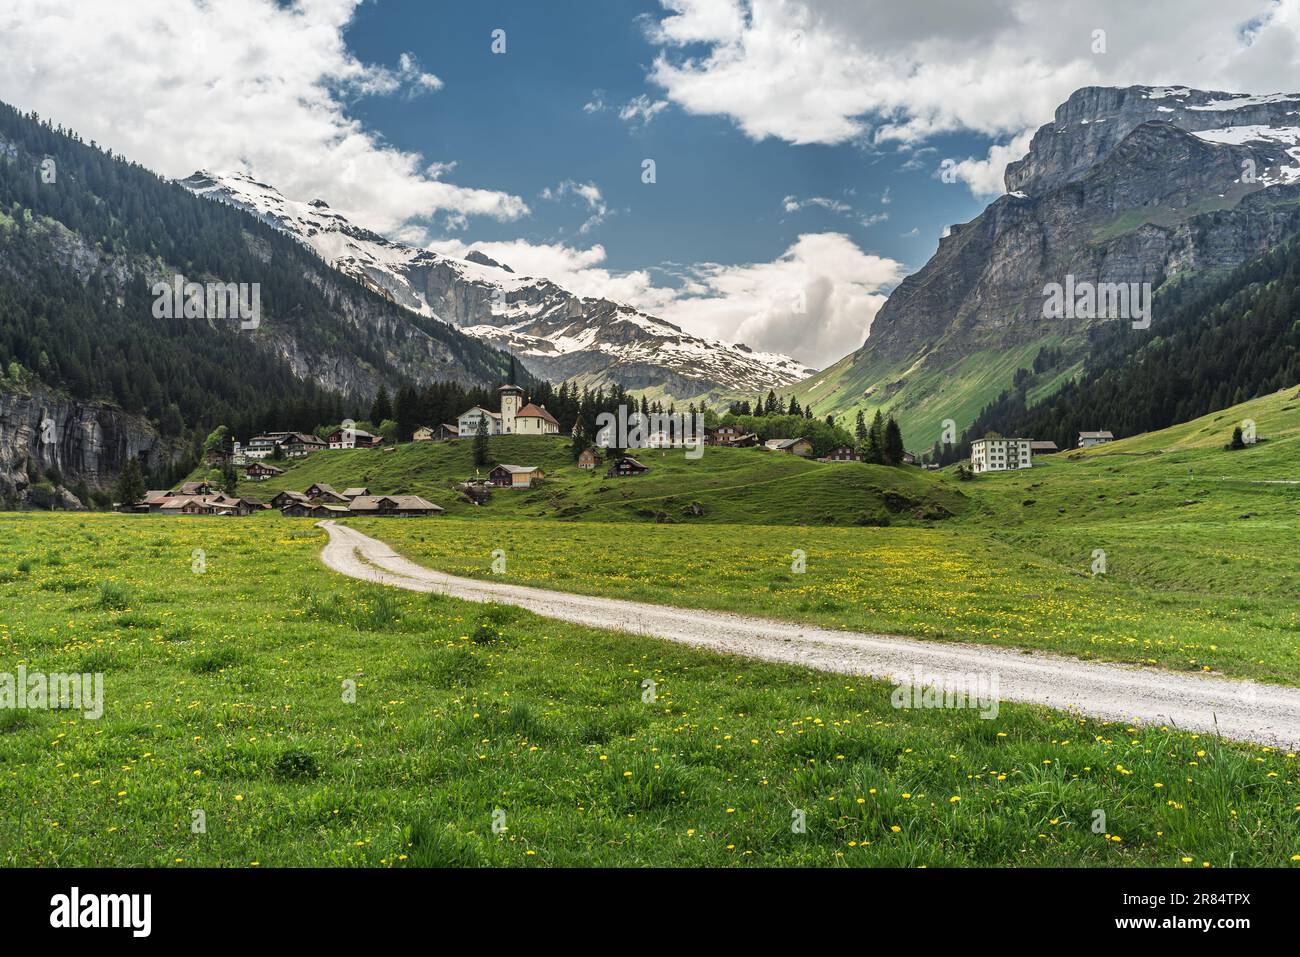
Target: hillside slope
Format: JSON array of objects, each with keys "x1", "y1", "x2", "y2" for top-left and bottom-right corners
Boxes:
[
  {"x1": 0, "y1": 102, "x2": 515, "y2": 409},
  {"x1": 958, "y1": 384, "x2": 1300, "y2": 599},
  {"x1": 228, "y1": 437, "x2": 969, "y2": 526}
]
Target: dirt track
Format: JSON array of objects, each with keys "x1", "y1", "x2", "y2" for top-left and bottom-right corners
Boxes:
[{"x1": 318, "y1": 521, "x2": 1300, "y2": 748}]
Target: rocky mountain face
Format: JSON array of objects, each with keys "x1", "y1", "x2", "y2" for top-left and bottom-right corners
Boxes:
[
  {"x1": 801, "y1": 85, "x2": 1300, "y2": 431},
  {"x1": 180, "y1": 171, "x2": 810, "y2": 400},
  {"x1": 0, "y1": 383, "x2": 177, "y2": 507}
]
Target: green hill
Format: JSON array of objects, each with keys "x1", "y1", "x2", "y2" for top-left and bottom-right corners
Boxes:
[
  {"x1": 226, "y1": 437, "x2": 970, "y2": 526},
  {"x1": 954, "y1": 384, "x2": 1300, "y2": 599}
]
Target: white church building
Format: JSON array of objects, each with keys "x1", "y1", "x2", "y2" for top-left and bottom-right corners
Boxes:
[{"x1": 457, "y1": 384, "x2": 560, "y2": 437}]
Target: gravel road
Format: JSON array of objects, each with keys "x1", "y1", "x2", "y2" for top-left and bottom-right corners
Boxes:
[{"x1": 318, "y1": 521, "x2": 1300, "y2": 748}]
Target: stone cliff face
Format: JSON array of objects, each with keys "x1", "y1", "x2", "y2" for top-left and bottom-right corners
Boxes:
[
  {"x1": 852, "y1": 86, "x2": 1300, "y2": 367},
  {"x1": 0, "y1": 384, "x2": 180, "y2": 505}
]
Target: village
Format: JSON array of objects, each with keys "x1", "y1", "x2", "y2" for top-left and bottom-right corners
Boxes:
[{"x1": 121, "y1": 382, "x2": 1115, "y2": 515}]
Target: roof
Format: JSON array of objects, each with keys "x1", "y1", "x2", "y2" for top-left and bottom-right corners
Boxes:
[
  {"x1": 159, "y1": 496, "x2": 200, "y2": 510},
  {"x1": 273, "y1": 490, "x2": 311, "y2": 503},
  {"x1": 1030, "y1": 440, "x2": 1059, "y2": 449},
  {"x1": 1078, "y1": 430, "x2": 1115, "y2": 439},
  {"x1": 246, "y1": 462, "x2": 283, "y2": 473},
  {"x1": 497, "y1": 383, "x2": 525, "y2": 393},
  {"x1": 347, "y1": 495, "x2": 443, "y2": 512},
  {"x1": 489, "y1": 464, "x2": 541, "y2": 474},
  {"x1": 765, "y1": 437, "x2": 807, "y2": 449},
  {"x1": 515, "y1": 403, "x2": 560, "y2": 426},
  {"x1": 341, "y1": 487, "x2": 369, "y2": 497},
  {"x1": 462, "y1": 406, "x2": 501, "y2": 419},
  {"x1": 615, "y1": 457, "x2": 648, "y2": 469}
]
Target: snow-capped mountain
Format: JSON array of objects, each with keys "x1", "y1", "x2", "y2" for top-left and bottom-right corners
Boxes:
[{"x1": 178, "y1": 170, "x2": 811, "y2": 398}]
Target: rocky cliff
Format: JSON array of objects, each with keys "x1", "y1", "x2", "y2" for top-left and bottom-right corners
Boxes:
[
  {"x1": 799, "y1": 85, "x2": 1300, "y2": 432},
  {"x1": 0, "y1": 383, "x2": 179, "y2": 506}
]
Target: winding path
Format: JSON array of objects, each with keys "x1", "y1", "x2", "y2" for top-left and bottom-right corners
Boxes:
[{"x1": 317, "y1": 521, "x2": 1300, "y2": 748}]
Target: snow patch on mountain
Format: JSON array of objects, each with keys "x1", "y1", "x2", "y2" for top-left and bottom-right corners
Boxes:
[{"x1": 178, "y1": 170, "x2": 811, "y2": 396}]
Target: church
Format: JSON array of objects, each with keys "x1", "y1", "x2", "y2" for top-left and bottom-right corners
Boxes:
[{"x1": 457, "y1": 384, "x2": 561, "y2": 437}]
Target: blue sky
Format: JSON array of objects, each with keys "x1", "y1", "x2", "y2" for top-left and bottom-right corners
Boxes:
[
  {"x1": 343, "y1": 0, "x2": 987, "y2": 280},
  {"x1": 2, "y1": 0, "x2": 1295, "y2": 366}
]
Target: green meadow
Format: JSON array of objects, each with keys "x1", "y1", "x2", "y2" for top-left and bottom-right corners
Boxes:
[
  {"x1": 0, "y1": 514, "x2": 1296, "y2": 867},
  {"x1": 0, "y1": 387, "x2": 1296, "y2": 866}
]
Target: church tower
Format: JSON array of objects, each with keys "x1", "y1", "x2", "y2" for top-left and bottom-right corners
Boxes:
[{"x1": 498, "y1": 384, "x2": 525, "y2": 433}]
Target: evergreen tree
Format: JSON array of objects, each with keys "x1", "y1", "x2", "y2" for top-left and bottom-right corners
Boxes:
[
  {"x1": 370, "y1": 387, "x2": 393, "y2": 425},
  {"x1": 114, "y1": 457, "x2": 145, "y2": 505},
  {"x1": 393, "y1": 383, "x2": 420, "y2": 441},
  {"x1": 473, "y1": 415, "x2": 490, "y2": 467},
  {"x1": 855, "y1": 410, "x2": 868, "y2": 441},
  {"x1": 883, "y1": 417, "x2": 905, "y2": 466}
]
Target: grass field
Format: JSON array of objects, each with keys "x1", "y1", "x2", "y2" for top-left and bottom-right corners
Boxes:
[
  {"x1": 336, "y1": 387, "x2": 1300, "y2": 684},
  {"x1": 2, "y1": 388, "x2": 1298, "y2": 866},
  {"x1": 1, "y1": 513, "x2": 1298, "y2": 867},
  {"x1": 231, "y1": 435, "x2": 970, "y2": 526}
]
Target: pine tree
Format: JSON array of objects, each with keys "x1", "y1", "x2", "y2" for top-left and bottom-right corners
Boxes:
[
  {"x1": 114, "y1": 457, "x2": 145, "y2": 506},
  {"x1": 884, "y1": 417, "x2": 905, "y2": 466},
  {"x1": 473, "y1": 415, "x2": 490, "y2": 467},
  {"x1": 855, "y1": 410, "x2": 868, "y2": 441},
  {"x1": 370, "y1": 387, "x2": 392, "y2": 425}
]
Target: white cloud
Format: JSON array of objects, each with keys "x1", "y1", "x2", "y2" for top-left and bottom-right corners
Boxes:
[
  {"x1": 782, "y1": 194, "x2": 851, "y2": 214},
  {"x1": 541, "y1": 180, "x2": 611, "y2": 234},
  {"x1": 427, "y1": 238, "x2": 676, "y2": 310},
  {"x1": 619, "y1": 94, "x2": 670, "y2": 126},
  {"x1": 583, "y1": 89, "x2": 608, "y2": 113},
  {"x1": 0, "y1": 0, "x2": 527, "y2": 235},
  {"x1": 661, "y1": 233, "x2": 905, "y2": 367},
  {"x1": 426, "y1": 231, "x2": 902, "y2": 367},
  {"x1": 940, "y1": 129, "x2": 1037, "y2": 197},
  {"x1": 645, "y1": 0, "x2": 1300, "y2": 193}
]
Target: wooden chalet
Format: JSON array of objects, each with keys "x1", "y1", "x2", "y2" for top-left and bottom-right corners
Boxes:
[
  {"x1": 487, "y1": 464, "x2": 544, "y2": 488},
  {"x1": 576, "y1": 447, "x2": 603, "y2": 469},
  {"x1": 819, "y1": 444, "x2": 861, "y2": 462},
  {"x1": 606, "y1": 457, "x2": 650, "y2": 478},
  {"x1": 765, "y1": 437, "x2": 813, "y2": 457},
  {"x1": 244, "y1": 462, "x2": 284, "y2": 481},
  {"x1": 304, "y1": 483, "x2": 349, "y2": 503},
  {"x1": 345, "y1": 495, "x2": 443, "y2": 517}
]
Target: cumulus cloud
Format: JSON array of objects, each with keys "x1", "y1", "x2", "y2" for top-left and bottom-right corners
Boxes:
[
  {"x1": 426, "y1": 232, "x2": 903, "y2": 367},
  {"x1": 426, "y1": 238, "x2": 677, "y2": 310},
  {"x1": 645, "y1": 0, "x2": 1300, "y2": 193},
  {"x1": 660, "y1": 233, "x2": 905, "y2": 367},
  {"x1": 940, "y1": 129, "x2": 1037, "y2": 197},
  {"x1": 0, "y1": 0, "x2": 527, "y2": 235}
]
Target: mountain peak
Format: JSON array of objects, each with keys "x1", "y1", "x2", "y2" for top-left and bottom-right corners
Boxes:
[{"x1": 180, "y1": 170, "x2": 809, "y2": 399}]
